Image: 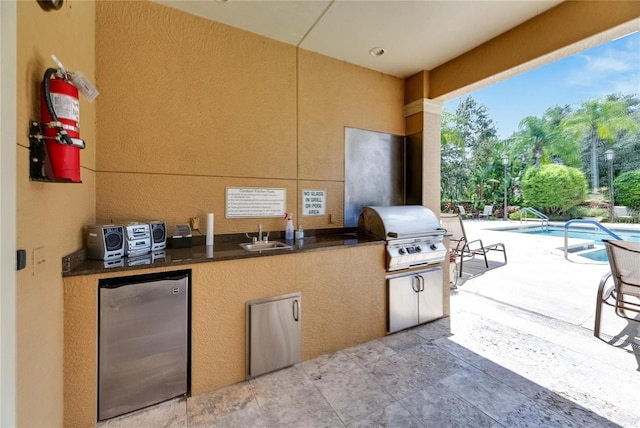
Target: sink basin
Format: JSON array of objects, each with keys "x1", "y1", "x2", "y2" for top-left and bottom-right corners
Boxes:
[{"x1": 240, "y1": 241, "x2": 292, "y2": 252}]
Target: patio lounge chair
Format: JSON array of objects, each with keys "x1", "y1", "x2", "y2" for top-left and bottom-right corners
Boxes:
[
  {"x1": 457, "y1": 205, "x2": 474, "y2": 219},
  {"x1": 594, "y1": 239, "x2": 640, "y2": 337},
  {"x1": 478, "y1": 204, "x2": 494, "y2": 220},
  {"x1": 613, "y1": 206, "x2": 635, "y2": 223},
  {"x1": 440, "y1": 214, "x2": 507, "y2": 278}
]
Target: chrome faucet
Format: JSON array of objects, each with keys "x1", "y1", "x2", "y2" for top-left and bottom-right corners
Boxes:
[{"x1": 246, "y1": 223, "x2": 269, "y2": 243}]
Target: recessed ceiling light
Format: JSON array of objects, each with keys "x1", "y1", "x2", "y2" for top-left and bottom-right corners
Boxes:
[{"x1": 369, "y1": 47, "x2": 385, "y2": 57}]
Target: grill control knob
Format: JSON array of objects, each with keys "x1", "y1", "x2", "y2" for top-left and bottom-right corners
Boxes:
[
  {"x1": 415, "y1": 245, "x2": 423, "y2": 252},
  {"x1": 429, "y1": 244, "x2": 438, "y2": 250},
  {"x1": 399, "y1": 248, "x2": 407, "y2": 255}
]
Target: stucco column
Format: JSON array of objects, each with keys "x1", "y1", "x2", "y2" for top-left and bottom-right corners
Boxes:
[
  {"x1": 403, "y1": 81, "x2": 447, "y2": 315},
  {"x1": 404, "y1": 94, "x2": 443, "y2": 215},
  {"x1": 421, "y1": 100, "x2": 443, "y2": 214}
]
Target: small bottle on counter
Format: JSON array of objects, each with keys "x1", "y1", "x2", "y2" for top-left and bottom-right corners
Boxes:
[
  {"x1": 284, "y1": 213, "x2": 294, "y2": 240},
  {"x1": 295, "y1": 225, "x2": 304, "y2": 240}
]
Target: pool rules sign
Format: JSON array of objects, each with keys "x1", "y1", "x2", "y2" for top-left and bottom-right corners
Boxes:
[{"x1": 302, "y1": 189, "x2": 326, "y2": 216}]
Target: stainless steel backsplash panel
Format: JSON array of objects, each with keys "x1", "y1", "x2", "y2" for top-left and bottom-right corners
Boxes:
[
  {"x1": 405, "y1": 132, "x2": 423, "y2": 206},
  {"x1": 344, "y1": 128, "x2": 405, "y2": 227}
]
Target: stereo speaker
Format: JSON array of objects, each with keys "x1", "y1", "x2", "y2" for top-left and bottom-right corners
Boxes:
[
  {"x1": 86, "y1": 225, "x2": 125, "y2": 260},
  {"x1": 149, "y1": 221, "x2": 167, "y2": 251}
]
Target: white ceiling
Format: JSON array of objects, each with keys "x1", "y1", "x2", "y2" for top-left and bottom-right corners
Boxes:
[{"x1": 154, "y1": 0, "x2": 563, "y2": 78}]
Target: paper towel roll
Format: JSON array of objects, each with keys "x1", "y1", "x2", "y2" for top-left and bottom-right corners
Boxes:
[{"x1": 206, "y1": 213, "x2": 214, "y2": 245}]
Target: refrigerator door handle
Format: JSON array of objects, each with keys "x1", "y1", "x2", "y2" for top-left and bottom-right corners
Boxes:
[
  {"x1": 100, "y1": 274, "x2": 188, "y2": 290},
  {"x1": 293, "y1": 299, "x2": 300, "y2": 322}
]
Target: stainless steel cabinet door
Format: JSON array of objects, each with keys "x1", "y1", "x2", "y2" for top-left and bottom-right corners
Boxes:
[
  {"x1": 99, "y1": 275, "x2": 189, "y2": 420},
  {"x1": 387, "y1": 274, "x2": 419, "y2": 333},
  {"x1": 247, "y1": 293, "x2": 301, "y2": 378},
  {"x1": 417, "y1": 268, "x2": 443, "y2": 324},
  {"x1": 388, "y1": 267, "x2": 443, "y2": 333}
]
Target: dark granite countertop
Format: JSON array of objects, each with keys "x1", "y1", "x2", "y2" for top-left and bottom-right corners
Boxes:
[{"x1": 62, "y1": 228, "x2": 384, "y2": 277}]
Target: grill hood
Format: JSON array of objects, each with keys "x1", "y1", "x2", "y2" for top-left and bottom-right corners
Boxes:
[{"x1": 357, "y1": 205, "x2": 443, "y2": 240}]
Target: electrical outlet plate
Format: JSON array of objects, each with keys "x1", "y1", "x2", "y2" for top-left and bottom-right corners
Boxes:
[{"x1": 32, "y1": 246, "x2": 46, "y2": 275}]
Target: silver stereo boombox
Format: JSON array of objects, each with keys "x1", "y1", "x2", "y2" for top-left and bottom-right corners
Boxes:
[
  {"x1": 124, "y1": 222, "x2": 152, "y2": 256},
  {"x1": 86, "y1": 221, "x2": 166, "y2": 260},
  {"x1": 86, "y1": 224, "x2": 125, "y2": 260}
]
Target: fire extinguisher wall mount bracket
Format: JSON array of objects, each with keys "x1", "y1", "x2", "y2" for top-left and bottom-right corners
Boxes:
[{"x1": 29, "y1": 120, "x2": 81, "y2": 183}]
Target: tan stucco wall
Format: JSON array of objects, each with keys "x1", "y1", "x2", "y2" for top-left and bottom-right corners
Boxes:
[
  {"x1": 94, "y1": 0, "x2": 405, "y2": 234},
  {"x1": 16, "y1": 1, "x2": 96, "y2": 427},
  {"x1": 297, "y1": 49, "x2": 405, "y2": 183},
  {"x1": 64, "y1": 245, "x2": 387, "y2": 427}
]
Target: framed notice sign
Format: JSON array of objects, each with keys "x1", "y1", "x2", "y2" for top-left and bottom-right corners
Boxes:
[
  {"x1": 302, "y1": 189, "x2": 326, "y2": 216},
  {"x1": 225, "y1": 187, "x2": 286, "y2": 218}
]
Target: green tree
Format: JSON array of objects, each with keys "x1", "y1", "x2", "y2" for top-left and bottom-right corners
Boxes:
[
  {"x1": 454, "y1": 97, "x2": 499, "y2": 173},
  {"x1": 607, "y1": 95, "x2": 640, "y2": 178},
  {"x1": 614, "y1": 170, "x2": 640, "y2": 209},
  {"x1": 563, "y1": 97, "x2": 639, "y2": 192},
  {"x1": 516, "y1": 116, "x2": 547, "y2": 167},
  {"x1": 440, "y1": 97, "x2": 500, "y2": 207},
  {"x1": 521, "y1": 164, "x2": 588, "y2": 217},
  {"x1": 512, "y1": 105, "x2": 579, "y2": 168},
  {"x1": 440, "y1": 110, "x2": 471, "y2": 201}
]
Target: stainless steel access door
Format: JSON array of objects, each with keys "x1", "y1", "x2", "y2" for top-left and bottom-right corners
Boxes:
[
  {"x1": 247, "y1": 292, "x2": 301, "y2": 378},
  {"x1": 98, "y1": 271, "x2": 189, "y2": 421},
  {"x1": 387, "y1": 267, "x2": 443, "y2": 333},
  {"x1": 387, "y1": 273, "x2": 420, "y2": 333},
  {"x1": 417, "y1": 268, "x2": 443, "y2": 324}
]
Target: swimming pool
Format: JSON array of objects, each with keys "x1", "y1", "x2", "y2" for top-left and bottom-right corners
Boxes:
[
  {"x1": 495, "y1": 225, "x2": 640, "y2": 262},
  {"x1": 516, "y1": 226, "x2": 640, "y2": 243}
]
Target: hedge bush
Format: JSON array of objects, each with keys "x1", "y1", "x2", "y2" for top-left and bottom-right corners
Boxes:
[
  {"x1": 521, "y1": 164, "x2": 588, "y2": 216},
  {"x1": 614, "y1": 169, "x2": 640, "y2": 209}
]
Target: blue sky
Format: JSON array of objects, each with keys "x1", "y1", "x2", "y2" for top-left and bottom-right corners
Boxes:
[{"x1": 444, "y1": 30, "x2": 640, "y2": 139}]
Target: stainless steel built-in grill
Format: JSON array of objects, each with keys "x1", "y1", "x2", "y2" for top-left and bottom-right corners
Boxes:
[{"x1": 357, "y1": 205, "x2": 447, "y2": 271}]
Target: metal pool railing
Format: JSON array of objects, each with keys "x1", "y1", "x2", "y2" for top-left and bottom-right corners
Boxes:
[
  {"x1": 519, "y1": 207, "x2": 549, "y2": 230},
  {"x1": 563, "y1": 219, "x2": 622, "y2": 260}
]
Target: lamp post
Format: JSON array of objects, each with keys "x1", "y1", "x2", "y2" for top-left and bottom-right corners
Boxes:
[
  {"x1": 501, "y1": 154, "x2": 509, "y2": 221},
  {"x1": 605, "y1": 149, "x2": 614, "y2": 221}
]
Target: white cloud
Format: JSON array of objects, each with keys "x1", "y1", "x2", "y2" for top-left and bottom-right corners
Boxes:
[
  {"x1": 565, "y1": 33, "x2": 640, "y2": 91},
  {"x1": 583, "y1": 56, "x2": 632, "y2": 73},
  {"x1": 612, "y1": 78, "x2": 640, "y2": 95}
]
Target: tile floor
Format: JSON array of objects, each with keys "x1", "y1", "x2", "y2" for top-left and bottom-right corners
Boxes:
[{"x1": 98, "y1": 290, "x2": 640, "y2": 428}]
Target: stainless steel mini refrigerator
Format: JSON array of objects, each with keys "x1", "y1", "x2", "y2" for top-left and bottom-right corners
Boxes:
[{"x1": 98, "y1": 270, "x2": 190, "y2": 421}]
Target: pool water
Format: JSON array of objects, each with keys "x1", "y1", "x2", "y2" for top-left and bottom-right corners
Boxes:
[
  {"x1": 579, "y1": 248, "x2": 609, "y2": 262},
  {"x1": 499, "y1": 225, "x2": 640, "y2": 262},
  {"x1": 522, "y1": 227, "x2": 640, "y2": 243}
]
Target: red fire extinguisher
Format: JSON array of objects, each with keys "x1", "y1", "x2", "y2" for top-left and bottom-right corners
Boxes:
[{"x1": 40, "y1": 55, "x2": 97, "y2": 182}]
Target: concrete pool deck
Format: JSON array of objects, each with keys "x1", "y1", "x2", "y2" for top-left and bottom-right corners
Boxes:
[{"x1": 455, "y1": 219, "x2": 640, "y2": 345}]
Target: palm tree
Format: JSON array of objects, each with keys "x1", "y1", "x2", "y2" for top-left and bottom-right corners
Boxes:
[
  {"x1": 517, "y1": 116, "x2": 547, "y2": 167},
  {"x1": 563, "y1": 98, "x2": 638, "y2": 193},
  {"x1": 515, "y1": 106, "x2": 579, "y2": 168},
  {"x1": 544, "y1": 105, "x2": 580, "y2": 167}
]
